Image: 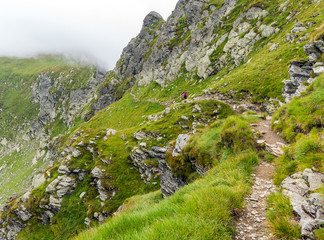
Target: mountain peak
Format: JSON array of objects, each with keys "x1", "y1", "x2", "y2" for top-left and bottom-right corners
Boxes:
[{"x1": 143, "y1": 11, "x2": 164, "y2": 28}]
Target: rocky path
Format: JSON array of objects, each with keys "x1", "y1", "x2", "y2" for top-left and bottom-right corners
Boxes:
[
  {"x1": 235, "y1": 117, "x2": 287, "y2": 240},
  {"x1": 130, "y1": 88, "x2": 289, "y2": 239}
]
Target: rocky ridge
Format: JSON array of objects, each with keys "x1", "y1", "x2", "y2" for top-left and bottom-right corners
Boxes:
[{"x1": 115, "y1": 0, "x2": 288, "y2": 87}]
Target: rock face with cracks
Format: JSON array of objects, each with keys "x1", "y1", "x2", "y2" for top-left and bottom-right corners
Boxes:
[{"x1": 281, "y1": 169, "x2": 324, "y2": 240}]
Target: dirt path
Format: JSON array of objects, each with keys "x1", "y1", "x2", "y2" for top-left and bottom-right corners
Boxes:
[
  {"x1": 130, "y1": 91, "x2": 139, "y2": 102},
  {"x1": 235, "y1": 117, "x2": 287, "y2": 240},
  {"x1": 130, "y1": 89, "x2": 287, "y2": 239}
]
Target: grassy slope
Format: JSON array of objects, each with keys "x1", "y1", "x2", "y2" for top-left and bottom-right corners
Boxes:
[
  {"x1": 272, "y1": 75, "x2": 324, "y2": 143},
  {"x1": 73, "y1": 115, "x2": 260, "y2": 240},
  {"x1": 266, "y1": 76, "x2": 324, "y2": 238},
  {"x1": 0, "y1": 56, "x2": 60, "y2": 139},
  {"x1": 16, "y1": 92, "x2": 237, "y2": 239},
  {"x1": 0, "y1": 56, "x2": 96, "y2": 203}
]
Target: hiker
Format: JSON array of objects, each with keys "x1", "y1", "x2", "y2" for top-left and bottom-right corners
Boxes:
[{"x1": 183, "y1": 91, "x2": 188, "y2": 100}]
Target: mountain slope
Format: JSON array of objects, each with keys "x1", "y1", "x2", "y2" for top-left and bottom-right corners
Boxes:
[{"x1": 0, "y1": 0, "x2": 323, "y2": 239}]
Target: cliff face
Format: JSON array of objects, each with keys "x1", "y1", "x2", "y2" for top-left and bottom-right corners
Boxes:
[
  {"x1": 0, "y1": 58, "x2": 118, "y2": 207},
  {"x1": 115, "y1": 0, "x2": 276, "y2": 87}
]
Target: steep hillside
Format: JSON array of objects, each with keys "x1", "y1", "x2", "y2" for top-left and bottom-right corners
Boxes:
[
  {"x1": 0, "y1": 0, "x2": 323, "y2": 239},
  {"x1": 0, "y1": 56, "x2": 121, "y2": 204}
]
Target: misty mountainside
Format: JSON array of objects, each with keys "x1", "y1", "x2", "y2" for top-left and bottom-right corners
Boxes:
[{"x1": 0, "y1": 0, "x2": 323, "y2": 240}]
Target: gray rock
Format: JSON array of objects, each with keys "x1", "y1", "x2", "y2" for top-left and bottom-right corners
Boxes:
[
  {"x1": 32, "y1": 173, "x2": 46, "y2": 188},
  {"x1": 304, "y1": 42, "x2": 322, "y2": 60},
  {"x1": 49, "y1": 195, "x2": 62, "y2": 210},
  {"x1": 313, "y1": 65, "x2": 324, "y2": 75},
  {"x1": 79, "y1": 192, "x2": 86, "y2": 199},
  {"x1": 9, "y1": 193, "x2": 19, "y2": 201},
  {"x1": 46, "y1": 178, "x2": 60, "y2": 194},
  {"x1": 14, "y1": 206, "x2": 32, "y2": 222},
  {"x1": 280, "y1": 169, "x2": 324, "y2": 239},
  {"x1": 172, "y1": 134, "x2": 191, "y2": 157},
  {"x1": 303, "y1": 168, "x2": 324, "y2": 191},
  {"x1": 260, "y1": 24, "x2": 276, "y2": 38},
  {"x1": 281, "y1": 176, "x2": 309, "y2": 196},
  {"x1": 58, "y1": 165, "x2": 70, "y2": 175},
  {"x1": 91, "y1": 167, "x2": 105, "y2": 179},
  {"x1": 71, "y1": 148, "x2": 82, "y2": 158},
  {"x1": 133, "y1": 131, "x2": 147, "y2": 141},
  {"x1": 156, "y1": 156, "x2": 186, "y2": 197},
  {"x1": 314, "y1": 40, "x2": 324, "y2": 53},
  {"x1": 56, "y1": 176, "x2": 76, "y2": 198},
  {"x1": 192, "y1": 104, "x2": 202, "y2": 113},
  {"x1": 269, "y1": 43, "x2": 279, "y2": 51},
  {"x1": 129, "y1": 147, "x2": 156, "y2": 182},
  {"x1": 84, "y1": 217, "x2": 91, "y2": 227},
  {"x1": 164, "y1": 107, "x2": 171, "y2": 114}
]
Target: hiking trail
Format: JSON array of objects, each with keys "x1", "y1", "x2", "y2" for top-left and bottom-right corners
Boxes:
[
  {"x1": 131, "y1": 89, "x2": 289, "y2": 239},
  {"x1": 234, "y1": 117, "x2": 287, "y2": 240}
]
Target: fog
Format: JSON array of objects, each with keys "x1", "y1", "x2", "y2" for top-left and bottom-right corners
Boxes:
[{"x1": 0, "y1": 0, "x2": 178, "y2": 69}]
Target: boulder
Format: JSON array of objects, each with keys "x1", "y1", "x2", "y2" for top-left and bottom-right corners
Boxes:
[
  {"x1": 32, "y1": 174, "x2": 46, "y2": 189},
  {"x1": 56, "y1": 176, "x2": 76, "y2": 198},
  {"x1": 91, "y1": 167, "x2": 105, "y2": 179},
  {"x1": 172, "y1": 134, "x2": 191, "y2": 157},
  {"x1": 58, "y1": 165, "x2": 70, "y2": 175}
]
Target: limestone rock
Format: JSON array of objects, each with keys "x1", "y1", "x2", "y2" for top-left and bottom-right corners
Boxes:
[
  {"x1": 172, "y1": 134, "x2": 191, "y2": 157},
  {"x1": 58, "y1": 165, "x2": 70, "y2": 175},
  {"x1": 14, "y1": 206, "x2": 32, "y2": 222},
  {"x1": 133, "y1": 131, "x2": 147, "y2": 141},
  {"x1": 32, "y1": 173, "x2": 46, "y2": 189},
  {"x1": 91, "y1": 167, "x2": 105, "y2": 179},
  {"x1": 56, "y1": 176, "x2": 76, "y2": 198},
  {"x1": 49, "y1": 195, "x2": 62, "y2": 211},
  {"x1": 129, "y1": 148, "x2": 155, "y2": 182},
  {"x1": 280, "y1": 169, "x2": 324, "y2": 239},
  {"x1": 71, "y1": 148, "x2": 82, "y2": 158}
]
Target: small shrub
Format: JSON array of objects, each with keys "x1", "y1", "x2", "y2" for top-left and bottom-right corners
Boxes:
[{"x1": 220, "y1": 116, "x2": 255, "y2": 152}]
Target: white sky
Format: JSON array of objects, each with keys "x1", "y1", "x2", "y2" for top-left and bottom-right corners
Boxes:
[{"x1": 0, "y1": 0, "x2": 178, "y2": 69}]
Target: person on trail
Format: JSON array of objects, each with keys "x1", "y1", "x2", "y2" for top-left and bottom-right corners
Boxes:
[{"x1": 183, "y1": 91, "x2": 188, "y2": 100}]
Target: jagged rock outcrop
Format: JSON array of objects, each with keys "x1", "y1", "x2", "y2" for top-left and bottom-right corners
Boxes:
[
  {"x1": 114, "y1": 0, "x2": 283, "y2": 87},
  {"x1": 172, "y1": 134, "x2": 190, "y2": 157},
  {"x1": 116, "y1": 11, "x2": 164, "y2": 80},
  {"x1": 283, "y1": 40, "x2": 324, "y2": 103},
  {"x1": 281, "y1": 168, "x2": 324, "y2": 240},
  {"x1": 129, "y1": 144, "x2": 186, "y2": 197},
  {"x1": 150, "y1": 147, "x2": 186, "y2": 197},
  {"x1": 129, "y1": 147, "x2": 159, "y2": 183},
  {"x1": 31, "y1": 69, "x2": 106, "y2": 129}
]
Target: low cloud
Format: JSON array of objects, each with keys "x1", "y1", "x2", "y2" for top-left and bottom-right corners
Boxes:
[{"x1": 0, "y1": 0, "x2": 178, "y2": 69}]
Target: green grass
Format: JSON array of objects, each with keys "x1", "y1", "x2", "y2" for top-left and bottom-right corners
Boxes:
[
  {"x1": 272, "y1": 75, "x2": 324, "y2": 143},
  {"x1": 0, "y1": 139, "x2": 49, "y2": 204},
  {"x1": 83, "y1": 93, "x2": 165, "y2": 131},
  {"x1": 73, "y1": 151, "x2": 258, "y2": 240},
  {"x1": 72, "y1": 115, "x2": 259, "y2": 240},
  {"x1": 273, "y1": 130, "x2": 323, "y2": 186},
  {"x1": 267, "y1": 192, "x2": 302, "y2": 239}
]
